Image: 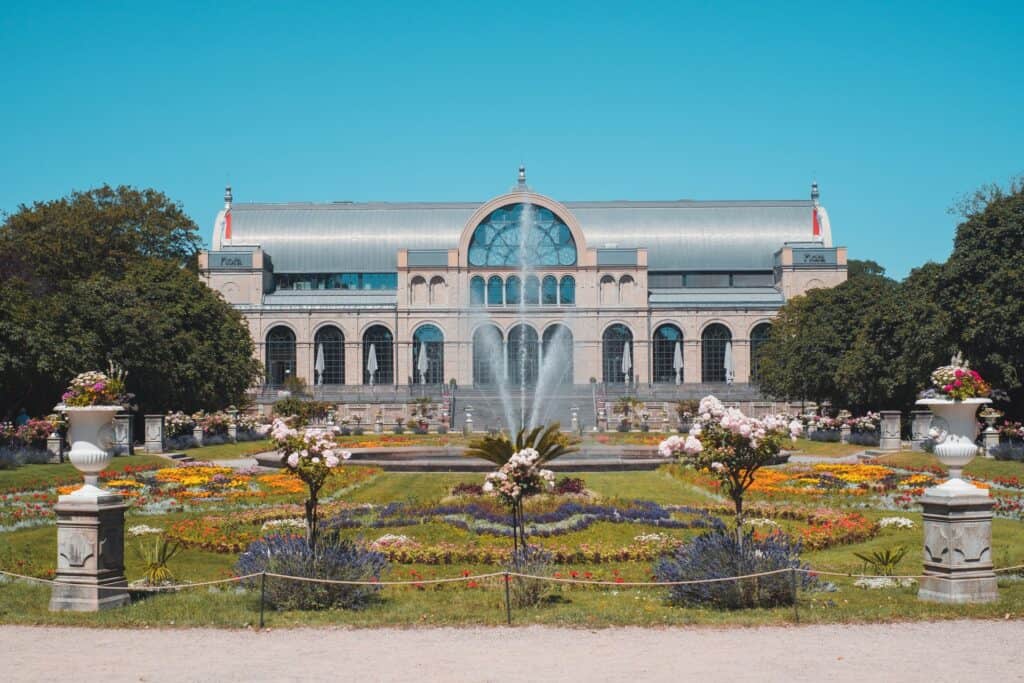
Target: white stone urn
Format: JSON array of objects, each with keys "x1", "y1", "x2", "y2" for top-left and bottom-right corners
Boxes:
[
  {"x1": 916, "y1": 397, "x2": 989, "y2": 496},
  {"x1": 57, "y1": 405, "x2": 122, "y2": 500}
]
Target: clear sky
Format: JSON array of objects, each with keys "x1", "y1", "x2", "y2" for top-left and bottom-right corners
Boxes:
[{"x1": 2, "y1": 1, "x2": 1021, "y2": 278}]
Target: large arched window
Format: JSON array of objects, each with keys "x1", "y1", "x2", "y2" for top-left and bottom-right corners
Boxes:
[
  {"x1": 559, "y1": 276, "x2": 576, "y2": 305},
  {"x1": 470, "y1": 276, "x2": 485, "y2": 306},
  {"x1": 472, "y1": 325, "x2": 504, "y2": 385},
  {"x1": 363, "y1": 325, "x2": 394, "y2": 385},
  {"x1": 412, "y1": 325, "x2": 444, "y2": 385},
  {"x1": 505, "y1": 276, "x2": 521, "y2": 305},
  {"x1": 541, "y1": 276, "x2": 558, "y2": 305},
  {"x1": 265, "y1": 326, "x2": 296, "y2": 386},
  {"x1": 467, "y1": 203, "x2": 577, "y2": 267},
  {"x1": 487, "y1": 276, "x2": 503, "y2": 306},
  {"x1": 313, "y1": 326, "x2": 345, "y2": 386},
  {"x1": 602, "y1": 324, "x2": 633, "y2": 384},
  {"x1": 750, "y1": 323, "x2": 772, "y2": 384},
  {"x1": 652, "y1": 324, "x2": 684, "y2": 384},
  {"x1": 701, "y1": 324, "x2": 732, "y2": 383},
  {"x1": 542, "y1": 324, "x2": 573, "y2": 384},
  {"x1": 507, "y1": 324, "x2": 540, "y2": 386},
  {"x1": 524, "y1": 276, "x2": 540, "y2": 305}
]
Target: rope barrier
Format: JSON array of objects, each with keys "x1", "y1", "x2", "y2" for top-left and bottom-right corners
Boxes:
[{"x1": 0, "y1": 569, "x2": 262, "y2": 592}]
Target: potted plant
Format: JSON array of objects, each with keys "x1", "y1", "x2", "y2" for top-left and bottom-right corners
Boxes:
[
  {"x1": 55, "y1": 364, "x2": 131, "y2": 498},
  {"x1": 916, "y1": 353, "x2": 992, "y2": 491}
]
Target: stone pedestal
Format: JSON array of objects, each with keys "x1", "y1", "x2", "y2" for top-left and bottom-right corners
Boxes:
[
  {"x1": 47, "y1": 434, "x2": 64, "y2": 463},
  {"x1": 840, "y1": 424, "x2": 851, "y2": 444},
  {"x1": 192, "y1": 426, "x2": 204, "y2": 447},
  {"x1": 113, "y1": 413, "x2": 133, "y2": 456},
  {"x1": 918, "y1": 487, "x2": 998, "y2": 603},
  {"x1": 879, "y1": 411, "x2": 901, "y2": 451},
  {"x1": 50, "y1": 493, "x2": 130, "y2": 611},
  {"x1": 911, "y1": 410, "x2": 932, "y2": 451},
  {"x1": 463, "y1": 414, "x2": 473, "y2": 436},
  {"x1": 144, "y1": 415, "x2": 165, "y2": 453},
  {"x1": 983, "y1": 429, "x2": 999, "y2": 458},
  {"x1": 597, "y1": 408, "x2": 608, "y2": 432},
  {"x1": 228, "y1": 424, "x2": 238, "y2": 443}
]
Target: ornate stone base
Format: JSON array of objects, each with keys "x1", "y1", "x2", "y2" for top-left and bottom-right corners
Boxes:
[
  {"x1": 918, "y1": 486, "x2": 998, "y2": 604},
  {"x1": 49, "y1": 494, "x2": 130, "y2": 612}
]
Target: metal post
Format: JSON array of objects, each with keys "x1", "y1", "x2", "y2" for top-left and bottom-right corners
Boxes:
[
  {"x1": 504, "y1": 571, "x2": 512, "y2": 625},
  {"x1": 791, "y1": 568, "x2": 799, "y2": 623},
  {"x1": 259, "y1": 572, "x2": 267, "y2": 629}
]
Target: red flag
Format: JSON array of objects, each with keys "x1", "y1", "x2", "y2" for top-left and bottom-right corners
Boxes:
[
  {"x1": 812, "y1": 208, "x2": 820, "y2": 237},
  {"x1": 225, "y1": 206, "x2": 232, "y2": 240}
]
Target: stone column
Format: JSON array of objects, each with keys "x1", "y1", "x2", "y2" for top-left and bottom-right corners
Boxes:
[
  {"x1": 113, "y1": 413, "x2": 133, "y2": 456},
  {"x1": 911, "y1": 411, "x2": 932, "y2": 451},
  {"x1": 192, "y1": 426, "x2": 204, "y2": 447},
  {"x1": 50, "y1": 493, "x2": 130, "y2": 611},
  {"x1": 144, "y1": 415, "x2": 165, "y2": 453},
  {"x1": 840, "y1": 424, "x2": 851, "y2": 444},
  {"x1": 47, "y1": 434, "x2": 64, "y2": 463},
  {"x1": 983, "y1": 428, "x2": 999, "y2": 458},
  {"x1": 919, "y1": 488, "x2": 998, "y2": 603},
  {"x1": 879, "y1": 411, "x2": 901, "y2": 450},
  {"x1": 597, "y1": 408, "x2": 608, "y2": 432},
  {"x1": 227, "y1": 424, "x2": 238, "y2": 443}
]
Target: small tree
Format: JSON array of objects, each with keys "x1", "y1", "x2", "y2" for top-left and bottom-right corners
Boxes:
[
  {"x1": 270, "y1": 419, "x2": 350, "y2": 552},
  {"x1": 660, "y1": 396, "x2": 801, "y2": 527}
]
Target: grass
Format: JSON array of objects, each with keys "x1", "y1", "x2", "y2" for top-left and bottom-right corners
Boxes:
[
  {"x1": 872, "y1": 451, "x2": 1024, "y2": 480},
  {"x1": 789, "y1": 438, "x2": 869, "y2": 458},
  {"x1": 0, "y1": 454, "x2": 169, "y2": 493},
  {"x1": 3, "y1": 461, "x2": 1024, "y2": 628},
  {"x1": 180, "y1": 439, "x2": 274, "y2": 461}
]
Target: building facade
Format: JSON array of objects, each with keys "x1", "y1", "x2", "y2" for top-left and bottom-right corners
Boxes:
[{"x1": 199, "y1": 170, "x2": 846, "y2": 396}]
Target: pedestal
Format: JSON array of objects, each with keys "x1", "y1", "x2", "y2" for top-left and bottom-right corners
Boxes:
[
  {"x1": 879, "y1": 410, "x2": 901, "y2": 450},
  {"x1": 840, "y1": 424, "x2": 851, "y2": 444},
  {"x1": 228, "y1": 424, "x2": 238, "y2": 443},
  {"x1": 911, "y1": 410, "x2": 932, "y2": 451},
  {"x1": 983, "y1": 429, "x2": 999, "y2": 458},
  {"x1": 47, "y1": 434, "x2": 64, "y2": 463},
  {"x1": 113, "y1": 413, "x2": 133, "y2": 456},
  {"x1": 144, "y1": 415, "x2": 165, "y2": 453},
  {"x1": 50, "y1": 493, "x2": 130, "y2": 611},
  {"x1": 192, "y1": 426, "x2": 204, "y2": 447},
  {"x1": 918, "y1": 487, "x2": 998, "y2": 603}
]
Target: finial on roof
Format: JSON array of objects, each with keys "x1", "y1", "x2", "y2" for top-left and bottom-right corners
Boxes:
[
  {"x1": 224, "y1": 184, "x2": 233, "y2": 205},
  {"x1": 518, "y1": 165, "x2": 527, "y2": 187},
  {"x1": 810, "y1": 180, "x2": 819, "y2": 206}
]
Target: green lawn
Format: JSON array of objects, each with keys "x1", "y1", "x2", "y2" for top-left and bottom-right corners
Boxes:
[
  {"x1": 789, "y1": 438, "x2": 870, "y2": 458},
  {"x1": 180, "y1": 439, "x2": 274, "y2": 461},
  {"x1": 0, "y1": 454, "x2": 169, "y2": 493},
  {"x1": 873, "y1": 451, "x2": 1024, "y2": 480},
  {"x1": 3, "y1": 463, "x2": 1024, "y2": 628}
]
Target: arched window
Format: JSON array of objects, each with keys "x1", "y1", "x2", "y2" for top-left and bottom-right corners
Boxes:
[
  {"x1": 750, "y1": 323, "x2": 773, "y2": 384},
  {"x1": 602, "y1": 324, "x2": 633, "y2": 384},
  {"x1": 470, "y1": 276, "x2": 485, "y2": 306},
  {"x1": 412, "y1": 325, "x2": 444, "y2": 385},
  {"x1": 541, "y1": 276, "x2": 558, "y2": 305},
  {"x1": 265, "y1": 326, "x2": 296, "y2": 387},
  {"x1": 410, "y1": 275, "x2": 427, "y2": 305},
  {"x1": 487, "y1": 276, "x2": 503, "y2": 306},
  {"x1": 559, "y1": 276, "x2": 576, "y2": 305},
  {"x1": 507, "y1": 324, "x2": 539, "y2": 386},
  {"x1": 429, "y1": 276, "x2": 446, "y2": 305},
  {"x1": 701, "y1": 324, "x2": 732, "y2": 383},
  {"x1": 467, "y1": 203, "x2": 577, "y2": 267},
  {"x1": 363, "y1": 325, "x2": 394, "y2": 385},
  {"x1": 542, "y1": 324, "x2": 573, "y2": 384},
  {"x1": 599, "y1": 275, "x2": 616, "y2": 305},
  {"x1": 505, "y1": 276, "x2": 522, "y2": 305},
  {"x1": 524, "y1": 276, "x2": 540, "y2": 305},
  {"x1": 472, "y1": 325, "x2": 504, "y2": 385},
  {"x1": 652, "y1": 324, "x2": 684, "y2": 384},
  {"x1": 314, "y1": 326, "x2": 345, "y2": 386}
]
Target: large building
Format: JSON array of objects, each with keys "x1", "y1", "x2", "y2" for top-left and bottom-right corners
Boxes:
[{"x1": 199, "y1": 169, "x2": 846, "y2": 406}]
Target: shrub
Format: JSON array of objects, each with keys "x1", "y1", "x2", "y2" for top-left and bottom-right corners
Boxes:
[
  {"x1": 992, "y1": 442, "x2": 1024, "y2": 462},
  {"x1": 553, "y1": 477, "x2": 586, "y2": 495},
  {"x1": 451, "y1": 482, "x2": 485, "y2": 496},
  {"x1": 809, "y1": 429, "x2": 841, "y2": 443},
  {"x1": 848, "y1": 431, "x2": 880, "y2": 446},
  {"x1": 653, "y1": 524, "x2": 811, "y2": 609},
  {"x1": 272, "y1": 399, "x2": 333, "y2": 426},
  {"x1": 507, "y1": 545, "x2": 553, "y2": 608},
  {"x1": 235, "y1": 531, "x2": 387, "y2": 611}
]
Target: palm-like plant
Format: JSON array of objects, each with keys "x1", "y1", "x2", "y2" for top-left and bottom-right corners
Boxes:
[{"x1": 464, "y1": 422, "x2": 580, "y2": 466}]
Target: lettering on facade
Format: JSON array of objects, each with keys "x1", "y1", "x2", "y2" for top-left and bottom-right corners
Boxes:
[{"x1": 209, "y1": 252, "x2": 253, "y2": 269}]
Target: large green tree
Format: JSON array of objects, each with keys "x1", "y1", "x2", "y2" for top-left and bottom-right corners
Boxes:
[{"x1": 0, "y1": 186, "x2": 261, "y2": 417}]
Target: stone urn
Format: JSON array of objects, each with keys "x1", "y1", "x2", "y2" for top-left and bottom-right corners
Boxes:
[
  {"x1": 58, "y1": 405, "x2": 122, "y2": 500},
  {"x1": 916, "y1": 398, "x2": 990, "y2": 495}
]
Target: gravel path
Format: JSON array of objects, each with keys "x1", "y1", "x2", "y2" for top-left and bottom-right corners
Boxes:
[{"x1": 3, "y1": 621, "x2": 1022, "y2": 682}]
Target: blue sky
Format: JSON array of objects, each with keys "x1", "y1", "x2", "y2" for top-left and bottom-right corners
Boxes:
[{"x1": 2, "y1": 1, "x2": 1021, "y2": 278}]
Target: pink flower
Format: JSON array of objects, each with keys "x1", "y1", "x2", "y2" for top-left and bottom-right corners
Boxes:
[
  {"x1": 92, "y1": 382, "x2": 106, "y2": 391},
  {"x1": 954, "y1": 368, "x2": 964, "y2": 379},
  {"x1": 954, "y1": 379, "x2": 963, "y2": 388},
  {"x1": 943, "y1": 384, "x2": 953, "y2": 393}
]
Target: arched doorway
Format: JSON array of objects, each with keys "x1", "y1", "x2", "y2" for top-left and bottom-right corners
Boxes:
[
  {"x1": 652, "y1": 324, "x2": 684, "y2": 384},
  {"x1": 507, "y1": 324, "x2": 539, "y2": 387},
  {"x1": 750, "y1": 323, "x2": 772, "y2": 384},
  {"x1": 542, "y1": 325, "x2": 574, "y2": 384},
  {"x1": 472, "y1": 325, "x2": 504, "y2": 385},
  {"x1": 265, "y1": 326, "x2": 296, "y2": 387},
  {"x1": 412, "y1": 324, "x2": 444, "y2": 385},
  {"x1": 313, "y1": 326, "x2": 345, "y2": 385},
  {"x1": 701, "y1": 324, "x2": 732, "y2": 383},
  {"x1": 602, "y1": 324, "x2": 633, "y2": 384},
  {"x1": 363, "y1": 325, "x2": 394, "y2": 385}
]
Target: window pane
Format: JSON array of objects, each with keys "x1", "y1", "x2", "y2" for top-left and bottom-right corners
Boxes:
[
  {"x1": 602, "y1": 324, "x2": 633, "y2": 383},
  {"x1": 363, "y1": 325, "x2": 394, "y2": 385},
  {"x1": 506, "y1": 276, "x2": 521, "y2": 305},
  {"x1": 652, "y1": 324, "x2": 683, "y2": 383},
  {"x1": 487, "y1": 276, "x2": 503, "y2": 306},
  {"x1": 314, "y1": 326, "x2": 345, "y2": 385},
  {"x1": 541, "y1": 276, "x2": 558, "y2": 304},
  {"x1": 559, "y1": 276, "x2": 576, "y2": 305},
  {"x1": 470, "y1": 277, "x2": 485, "y2": 306},
  {"x1": 413, "y1": 325, "x2": 444, "y2": 385},
  {"x1": 686, "y1": 273, "x2": 731, "y2": 287},
  {"x1": 649, "y1": 272, "x2": 684, "y2": 288},
  {"x1": 265, "y1": 326, "x2": 296, "y2": 386},
  {"x1": 701, "y1": 324, "x2": 731, "y2": 383},
  {"x1": 750, "y1": 323, "x2": 772, "y2": 383},
  {"x1": 524, "y1": 276, "x2": 540, "y2": 305},
  {"x1": 732, "y1": 272, "x2": 775, "y2": 287},
  {"x1": 467, "y1": 203, "x2": 577, "y2": 267}
]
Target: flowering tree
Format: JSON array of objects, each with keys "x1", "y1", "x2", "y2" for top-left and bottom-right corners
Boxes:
[
  {"x1": 482, "y1": 448, "x2": 555, "y2": 553},
  {"x1": 269, "y1": 418, "x2": 350, "y2": 552},
  {"x1": 660, "y1": 396, "x2": 802, "y2": 527}
]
